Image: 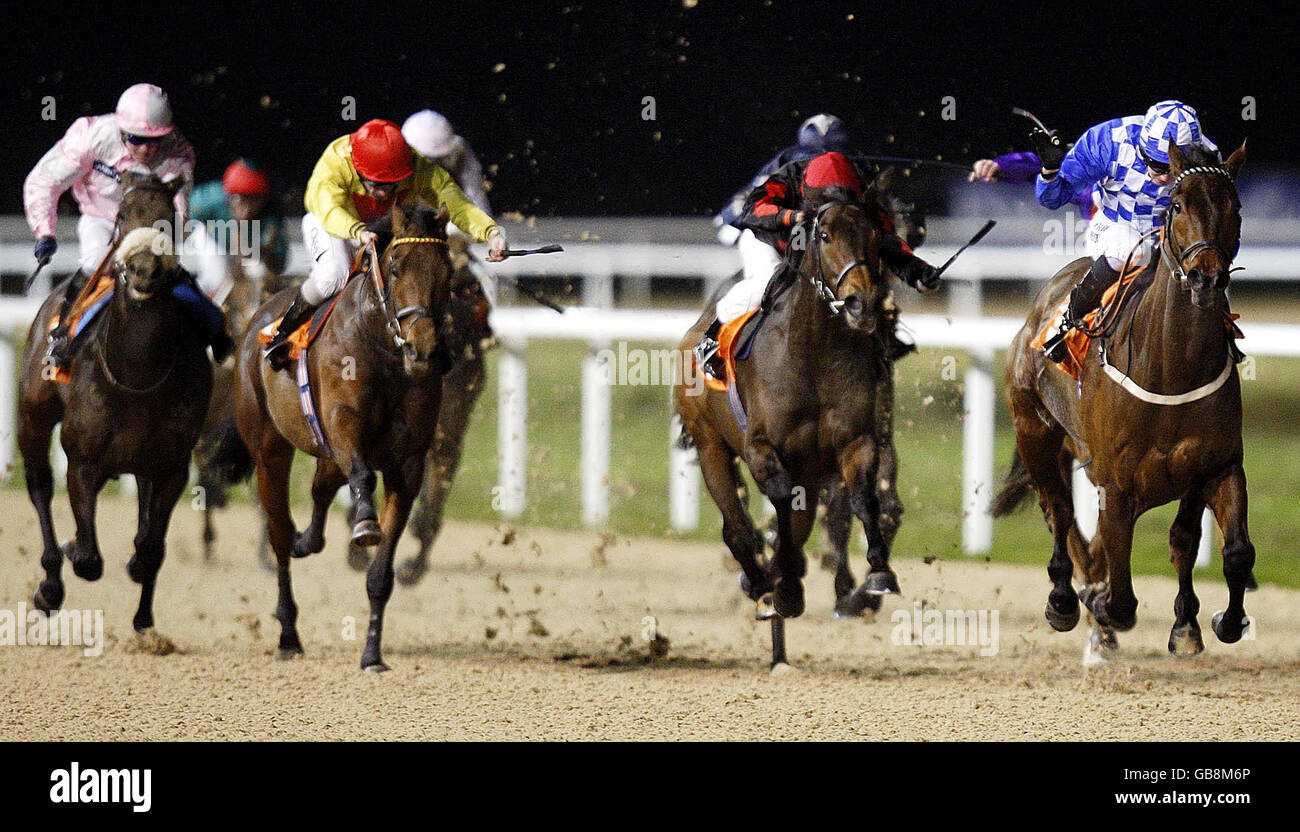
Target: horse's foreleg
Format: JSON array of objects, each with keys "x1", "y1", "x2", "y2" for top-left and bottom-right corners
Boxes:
[
  {"x1": 127, "y1": 469, "x2": 187, "y2": 634},
  {"x1": 360, "y1": 463, "x2": 420, "y2": 672},
  {"x1": 256, "y1": 439, "x2": 302, "y2": 659},
  {"x1": 1168, "y1": 495, "x2": 1206, "y2": 655},
  {"x1": 20, "y1": 412, "x2": 64, "y2": 612},
  {"x1": 697, "y1": 439, "x2": 769, "y2": 600},
  {"x1": 1204, "y1": 466, "x2": 1255, "y2": 644},
  {"x1": 823, "y1": 483, "x2": 875, "y2": 619},
  {"x1": 296, "y1": 460, "x2": 345, "y2": 558},
  {"x1": 325, "y1": 404, "x2": 380, "y2": 547},
  {"x1": 839, "y1": 436, "x2": 900, "y2": 605},
  {"x1": 1083, "y1": 489, "x2": 1138, "y2": 632},
  {"x1": 64, "y1": 461, "x2": 107, "y2": 582},
  {"x1": 767, "y1": 489, "x2": 815, "y2": 619}
]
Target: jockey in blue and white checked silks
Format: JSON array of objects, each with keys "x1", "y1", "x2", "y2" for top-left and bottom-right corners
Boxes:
[{"x1": 1035, "y1": 100, "x2": 1221, "y2": 362}]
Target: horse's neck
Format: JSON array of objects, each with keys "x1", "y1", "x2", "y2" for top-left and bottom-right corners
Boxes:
[
  {"x1": 103, "y1": 290, "x2": 185, "y2": 384},
  {"x1": 1119, "y1": 263, "x2": 1229, "y2": 387}
]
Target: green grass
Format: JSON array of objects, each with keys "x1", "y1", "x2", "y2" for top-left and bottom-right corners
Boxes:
[
  {"x1": 439, "y1": 341, "x2": 1300, "y2": 588},
  {"x1": 12, "y1": 335, "x2": 1297, "y2": 589}
]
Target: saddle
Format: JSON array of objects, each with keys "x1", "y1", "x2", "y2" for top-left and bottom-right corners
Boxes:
[
  {"x1": 1032, "y1": 261, "x2": 1244, "y2": 381},
  {"x1": 256, "y1": 293, "x2": 342, "y2": 362}
]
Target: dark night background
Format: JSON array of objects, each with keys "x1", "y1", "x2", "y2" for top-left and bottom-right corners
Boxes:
[{"x1": 2, "y1": 1, "x2": 1296, "y2": 220}]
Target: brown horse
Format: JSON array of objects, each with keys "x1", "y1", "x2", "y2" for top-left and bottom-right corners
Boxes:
[
  {"x1": 19, "y1": 177, "x2": 214, "y2": 635},
  {"x1": 995, "y1": 141, "x2": 1251, "y2": 658},
  {"x1": 232, "y1": 200, "x2": 453, "y2": 671},
  {"x1": 675, "y1": 200, "x2": 899, "y2": 665}
]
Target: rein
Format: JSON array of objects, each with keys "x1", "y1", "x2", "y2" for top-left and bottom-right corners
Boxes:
[
  {"x1": 93, "y1": 278, "x2": 180, "y2": 396},
  {"x1": 803, "y1": 203, "x2": 873, "y2": 316}
]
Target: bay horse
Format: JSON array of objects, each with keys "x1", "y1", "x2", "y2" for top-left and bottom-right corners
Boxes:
[
  {"x1": 19, "y1": 176, "x2": 215, "y2": 635},
  {"x1": 232, "y1": 200, "x2": 453, "y2": 671},
  {"x1": 994, "y1": 141, "x2": 1251, "y2": 659},
  {"x1": 344, "y1": 256, "x2": 494, "y2": 584},
  {"x1": 675, "y1": 199, "x2": 899, "y2": 665}
]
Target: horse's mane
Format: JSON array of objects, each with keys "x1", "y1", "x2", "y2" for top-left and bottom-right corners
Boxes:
[
  {"x1": 1180, "y1": 144, "x2": 1222, "y2": 169},
  {"x1": 366, "y1": 201, "x2": 446, "y2": 237}
]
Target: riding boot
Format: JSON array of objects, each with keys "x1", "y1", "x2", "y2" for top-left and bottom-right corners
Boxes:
[
  {"x1": 45, "y1": 268, "x2": 91, "y2": 367},
  {"x1": 263, "y1": 291, "x2": 316, "y2": 371},
  {"x1": 1042, "y1": 257, "x2": 1119, "y2": 363},
  {"x1": 693, "y1": 318, "x2": 724, "y2": 379}
]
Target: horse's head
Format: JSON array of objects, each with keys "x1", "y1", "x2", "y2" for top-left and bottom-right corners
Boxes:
[
  {"x1": 373, "y1": 200, "x2": 453, "y2": 377},
  {"x1": 875, "y1": 167, "x2": 926, "y2": 250},
  {"x1": 113, "y1": 227, "x2": 182, "y2": 301},
  {"x1": 1164, "y1": 141, "x2": 1247, "y2": 310},
  {"x1": 805, "y1": 200, "x2": 886, "y2": 333},
  {"x1": 119, "y1": 172, "x2": 181, "y2": 235}
]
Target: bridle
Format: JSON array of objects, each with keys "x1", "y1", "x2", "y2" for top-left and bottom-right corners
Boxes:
[
  {"x1": 803, "y1": 201, "x2": 875, "y2": 316},
  {"x1": 362, "y1": 236, "x2": 448, "y2": 356},
  {"x1": 1158, "y1": 165, "x2": 1240, "y2": 283}
]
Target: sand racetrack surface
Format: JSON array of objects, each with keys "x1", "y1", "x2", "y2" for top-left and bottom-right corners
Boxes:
[{"x1": 2, "y1": 491, "x2": 1298, "y2": 741}]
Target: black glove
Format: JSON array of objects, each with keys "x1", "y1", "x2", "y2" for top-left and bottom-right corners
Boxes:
[
  {"x1": 35, "y1": 236, "x2": 57, "y2": 263},
  {"x1": 1030, "y1": 126, "x2": 1066, "y2": 172},
  {"x1": 211, "y1": 330, "x2": 235, "y2": 363}
]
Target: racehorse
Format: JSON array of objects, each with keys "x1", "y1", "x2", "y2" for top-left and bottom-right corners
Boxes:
[
  {"x1": 18, "y1": 175, "x2": 215, "y2": 635},
  {"x1": 231, "y1": 200, "x2": 453, "y2": 671},
  {"x1": 342, "y1": 255, "x2": 494, "y2": 583},
  {"x1": 675, "y1": 199, "x2": 900, "y2": 665},
  {"x1": 994, "y1": 141, "x2": 1252, "y2": 659}
]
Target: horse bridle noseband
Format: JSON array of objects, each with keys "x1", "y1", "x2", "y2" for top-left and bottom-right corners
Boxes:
[
  {"x1": 1159, "y1": 165, "x2": 1240, "y2": 283},
  {"x1": 364, "y1": 236, "x2": 448, "y2": 354},
  {"x1": 805, "y1": 202, "x2": 874, "y2": 315}
]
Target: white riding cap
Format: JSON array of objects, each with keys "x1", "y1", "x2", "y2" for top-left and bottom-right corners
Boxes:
[{"x1": 402, "y1": 109, "x2": 456, "y2": 159}]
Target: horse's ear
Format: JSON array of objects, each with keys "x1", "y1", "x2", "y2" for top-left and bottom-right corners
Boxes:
[
  {"x1": 167, "y1": 178, "x2": 183, "y2": 198},
  {"x1": 875, "y1": 166, "x2": 899, "y2": 192},
  {"x1": 1167, "y1": 143, "x2": 1188, "y2": 176},
  {"x1": 1224, "y1": 139, "x2": 1247, "y2": 181}
]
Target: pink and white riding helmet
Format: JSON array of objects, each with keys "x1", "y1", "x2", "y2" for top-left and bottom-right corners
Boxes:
[{"x1": 115, "y1": 83, "x2": 174, "y2": 138}]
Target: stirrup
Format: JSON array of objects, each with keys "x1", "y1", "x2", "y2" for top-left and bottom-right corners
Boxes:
[
  {"x1": 694, "y1": 336, "x2": 722, "y2": 378},
  {"x1": 263, "y1": 338, "x2": 294, "y2": 371},
  {"x1": 1041, "y1": 323, "x2": 1073, "y2": 363}
]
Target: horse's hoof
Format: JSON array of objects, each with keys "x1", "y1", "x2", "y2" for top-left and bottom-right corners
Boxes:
[
  {"x1": 1211, "y1": 610, "x2": 1249, "y2": 644},
  {"x1": 1082, "y1": 628, "x2": 1116, "y2": 667},
  {"x1": 275, "y1": 646, "x2": 304, "y2": 661},
  {"x1": 350, "y1": 520, "x2": 382, "y2": 548},
  {"x1": 832, "y1": 593, "x2": 869, "y2": 620},
  {"x1": 773, "y1": 579, "x2": 804, "y2": 619},
  {"x1": 32, "y1": 581, "x2": 63, "y2": 614},
  {"x1": 1044, "y1": 599, "x2": 1080, "y2": 632},
  {"x1": 362, "y1": 661, "x2": 390, "y2": 673},
  {"x1": 346, "y1": 544, "x2": 371, "y2": 572},
  {"x1": 755, "y1": 594, "x2": 779, "y2": 621},
  {"x1": 69, "y1": 553, "x2": 103, "y2": 582},
  {"x1": 1082, "y1": 585, "x2": 1136, "y2": 632},
  {"x1": 395, "y1": 557, "x2": 427, "y2": 586},
  {"x1": 862, "y1": 568, "x2": 901, "y2": 596},
  {"x1": 126, "y1": 556, "x2": 151, "y2": 584},
  {"x1": 739, "y1": 572, "x2": 773, "y2": 603},
  {"x1": 770, "y1": 662, "x2": 798, "y2": 677},
  {"x1": 1168, "y1": 623, "x2": 1205, "y2": 655},
  {"x1": 292, "y1": 531, "x2": 323, "y2": 559}
]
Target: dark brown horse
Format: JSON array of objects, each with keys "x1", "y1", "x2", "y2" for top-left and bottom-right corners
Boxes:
[
  {"x1": 675, "y1": 199, "x2": 899, "y2": 665},
  {"x1": 994, "y1": 142, "x2": 1251, "y2": 660},
  {"x1": 232, "y1": 200, "x2": 453, "y2": 671},
  {"x1": 19, "y1": 177, "x2": 214, "y2": 635}
]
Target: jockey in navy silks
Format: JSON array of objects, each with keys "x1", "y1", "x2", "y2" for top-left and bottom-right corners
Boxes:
[{"x1": 1033, "y1": 100, "x2": 1221, "y2": 362}]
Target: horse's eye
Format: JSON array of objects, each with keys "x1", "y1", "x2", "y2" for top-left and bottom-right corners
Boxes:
[
  {"x1": 818, "y1": 231, "x2": 830, "y2": 242},
  {"x1": 1172, "y1": 202, "x2": 1183, "y2": 215}
]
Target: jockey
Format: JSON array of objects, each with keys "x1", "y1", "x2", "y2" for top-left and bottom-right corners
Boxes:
[
  {"x1": 263, "y1": 118, "x2": 507, "y2": 369},
  {"x1": 401, "y1": 109, "x2": 492, "y2": 213},
  {"x1": 25, "y1": 83, "x2": 200, "y2": 362},
  {"x1": 696, "y1": 150, "x2": 940, "y2": 372},
  {"x1": 188, "y1": 158, "x2": 289, "y2": 303},
  {"x1": 1035, "y1": 100, "x2": 1220, "y2": 362}
]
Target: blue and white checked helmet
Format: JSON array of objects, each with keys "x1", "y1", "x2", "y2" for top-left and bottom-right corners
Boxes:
[
  {"x1": 797, "y1": 113, "x2": 850, "y2": 151},
  {"x1": 1139, "y1": 100, "x2": 1202, "y2": 164}
]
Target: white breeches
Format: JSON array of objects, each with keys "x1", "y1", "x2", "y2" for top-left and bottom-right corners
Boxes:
[
  {"x1": 76, "y1": 215, "x2": 116, "y2": 273},
  {"x1": 1086, "y1": 214, "x2": 1157, "y2": 272},
  {"x1": 300, "y1": 212, "x2": 358, "y2": 305},
  {"x1": 715, "y1": 230, "x2": 782, "y2": 322}
]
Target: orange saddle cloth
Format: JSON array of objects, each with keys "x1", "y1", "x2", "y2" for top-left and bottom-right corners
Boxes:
[
  {"x1": 702, "y1": 308, "x2": 759, "y2": 393},
  {"x1": 256, "y1": 294, "x2": 341, "y2": 361},
  {"x1": 45, "y1": 271, "x2": 117, "y2": 383}
]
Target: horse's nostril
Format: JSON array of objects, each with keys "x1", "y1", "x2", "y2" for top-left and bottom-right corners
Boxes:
[{"x1": 843, "y1": 295, "x2": 864, "y2": 315}]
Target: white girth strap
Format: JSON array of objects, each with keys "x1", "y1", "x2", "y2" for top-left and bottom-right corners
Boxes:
[{"x1": 1100, "y1": 348, "x2": 1235, "y2": 405}]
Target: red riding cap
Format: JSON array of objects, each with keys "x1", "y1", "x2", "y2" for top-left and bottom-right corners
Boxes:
[
  {"x1": 350, "y1": 119, "x2": 414, "y2": 183},
  {"x1": 801, "y1": 152, "x2": 865, "y2": 199},
  {"x1": 222, "y1": 159, "x2": 271, "y2": 197}
]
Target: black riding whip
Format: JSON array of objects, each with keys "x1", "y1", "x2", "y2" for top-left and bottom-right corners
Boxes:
[
  {"x1": 24, "y1": 255, "x2": 52, "y2": 294},
  {"x1": 468, "y1": 246, "x2": 568, "y2": 313},
  {"x1": 932, "y1": 220, "x2": 997, "y2": 279}
]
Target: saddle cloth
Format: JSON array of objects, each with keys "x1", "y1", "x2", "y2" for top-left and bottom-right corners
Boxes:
[
  {"x1": 703, "y1": 308, "x2": 764, "y2": 394},
  {"x1": 257, "y1": 293, "x2": 342, "y2": 362},
  {"x1": 45, "y1": 271, "x2": 118, "y2": 383}
]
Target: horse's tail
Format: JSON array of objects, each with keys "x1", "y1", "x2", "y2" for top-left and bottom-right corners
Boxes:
[
  {"x1": 209, "y1": 416, "x2": 254, "y2": 484},
  {"x1": 990, "y1": 448, "x2": 1035, "y2": 517}
]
